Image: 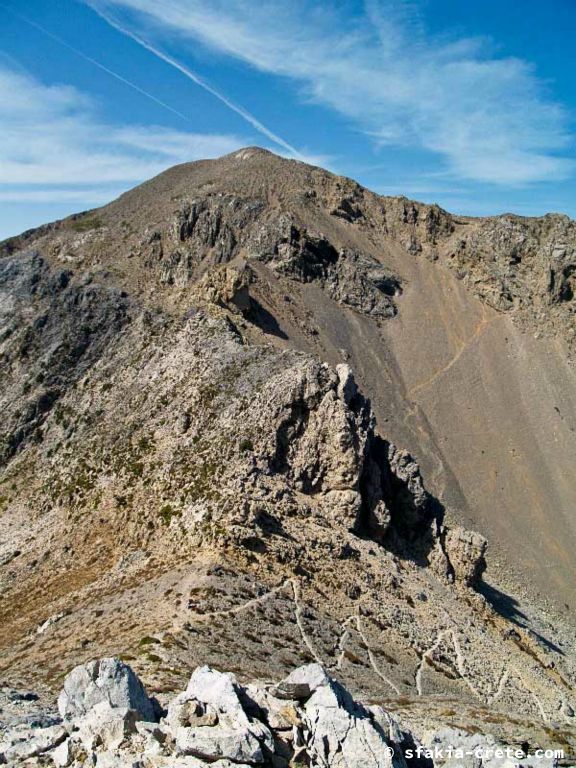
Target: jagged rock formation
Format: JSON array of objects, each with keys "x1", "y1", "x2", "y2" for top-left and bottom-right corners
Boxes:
[
  {"x1": 444, "y1": 213, "x2": 576, "y2": 335},
  {"x1": 1, "y1": 148, "x2": 576, "y2": 755},
  {"x1": 0, "y1": 659, "x2": 561, "y2": 767}
]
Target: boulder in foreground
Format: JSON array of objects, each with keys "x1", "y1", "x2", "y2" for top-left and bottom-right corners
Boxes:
[
  {"x1": 0, "y1": 658, "x2": 562, "y2": 767},
  {"x1": 57, "y1": 657, "x2": 159, "y2": 723}
]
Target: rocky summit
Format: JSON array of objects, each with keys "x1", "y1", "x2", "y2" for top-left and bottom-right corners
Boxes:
[{"x1": 0, "y1": 148, "x2": 575, "y2": 762}]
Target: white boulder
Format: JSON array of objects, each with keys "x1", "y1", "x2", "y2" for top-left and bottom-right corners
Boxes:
[
  {"x1": 286, "y1": 664, "x2": 404, "y2": 768},
  {"x1": 74, "y1": 701, "x2": 142, "y2": 751},
  {"x1": 173, "y1": 666, "x2": 273, "y2": 764},
  {"x1": 58, "y1": 657, "x2": 157, "y2": 724}
]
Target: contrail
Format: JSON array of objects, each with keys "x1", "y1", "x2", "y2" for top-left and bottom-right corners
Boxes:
[
  {"x1": 87, "y1": 3, "x2": 304, "y2": 159},
  {"x1": 0, "y1": 3, "x2": 194, "y2": 125}
]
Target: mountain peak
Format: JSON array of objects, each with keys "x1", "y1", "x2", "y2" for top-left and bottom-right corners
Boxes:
[{"x1": 1, "y1": 154, "x2": 576, "y2": 754}]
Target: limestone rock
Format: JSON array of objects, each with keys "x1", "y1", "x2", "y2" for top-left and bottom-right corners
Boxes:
[
  {"x1": 422, "y1": 727, "x2": 557, "y2": 768},
  {"x1": 444, "y1": 526, "x2": 488, "y2": 587},
  {"x1": 166, "y1": 693, "x2": 219, "y2": 731},
  {"x1": 93, "y1": 751, "x2": 142, "y2": 768},
  {"x1": 241, "y1": 685, "x2": 300, "y2": 731},
  {"x1": 250, "y1": 218, "x2": 400, "y2": 317},
  {"x1": 192, "y1": 264, "x2": 252, "y2": 314},
  {"x1": 174, "y1": 667, "x2": 273, "y2": 764},
  {"x1": 50, "y1": 738, "x2": 74, "y2": 767},
  {"x1": 74, "y1": 701, "x2": 142, "y2": 751},
  {"x1": 259, "y1": 360, "x2": 372, "y2": 508},
  {"x1": 0, "y1": 724, "x2": 66, "y2": 763},
  {"x1": 335, "y1": 363, "x2": 358, "y2": 406},
  {"x1": 3, "y1": 659, "x2": 572, "y2": 767},
  {"x1": 297, "y1": 667, "x2": 404, "y2": 768},
  {"x1": 387, "y1": 443, "x2": 429, "y2": 527},
  {"x1": 146, "y1": 759, "x2": 252, "y2": 767},
  {"x1": 175, "y1": 725, "x2": 264, "y2": 765},
  {"x1": 58, "y1": 658, "x2": 157, "y2": 724},
  {"x1": 274, "y1": 663, "x2": 329, "y2": 700}
]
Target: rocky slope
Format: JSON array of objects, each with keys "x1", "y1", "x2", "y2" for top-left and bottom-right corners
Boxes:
[{"x1": 1, "y1": 148, "x2": 575, "y2": 756}]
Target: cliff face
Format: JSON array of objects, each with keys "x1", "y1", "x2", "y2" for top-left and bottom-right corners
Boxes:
[{"x1": 1, "y1": 148, "x2": 575, "y2": 750}]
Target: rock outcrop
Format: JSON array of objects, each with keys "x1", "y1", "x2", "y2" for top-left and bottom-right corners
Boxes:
[
  {"x1": 282, "y1": 663, "x2": 403, "y2": 768},
  {"x1": 58, "y1": 658, "x2": 159, "y2": 724},
  {"x1": 172, "y1": 666, "x2": 274, "y2": 763},
  {"x1": 247, "y1": 216, "x2": 401, "y2": 317},
  {"x1": 442, "y1": 526, "x2": 488, "y2": 588},
  {"x1": 1, "y1": 659, "x2": 558, "y2": 767}
]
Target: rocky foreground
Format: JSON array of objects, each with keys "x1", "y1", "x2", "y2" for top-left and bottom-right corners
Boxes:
[{"x1": 0, "y1": 658, "x2": 562, "y2": 767}]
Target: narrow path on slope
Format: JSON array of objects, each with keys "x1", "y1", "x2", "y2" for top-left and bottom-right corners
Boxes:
[
  {"x1": 187, "y1": 578, "x2": 323, "y2": 664},
  {"x1": 406, "y1": 308, "x2": 500, "y2": 400},
  {"x1": 415, "y1": 627, "x2": 483, "y2": 702},
  {"x1": 335, "y1": 614, "x2": 400, "y2": 695},
  {"x1": 182, "y1": 574, "x2": 556, "y2": 721}
]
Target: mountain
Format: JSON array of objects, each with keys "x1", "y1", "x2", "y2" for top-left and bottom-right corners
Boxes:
[{"x1": 1, "y1": 147, "x2": 575, "y2": 753}]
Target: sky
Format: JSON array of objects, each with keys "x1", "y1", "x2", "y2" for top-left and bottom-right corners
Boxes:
[{"x1": 0, "y1": 0, "x2": 575, "y2": 240}]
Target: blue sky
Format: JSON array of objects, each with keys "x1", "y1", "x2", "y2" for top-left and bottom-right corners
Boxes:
[{"x1": 0, "y1": 0, "x2": 575, "y2": 240}]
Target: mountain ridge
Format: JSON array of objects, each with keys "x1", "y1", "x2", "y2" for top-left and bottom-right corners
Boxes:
[{"x1": 1, "y1": 147, "x2": 575, "y2": 752}]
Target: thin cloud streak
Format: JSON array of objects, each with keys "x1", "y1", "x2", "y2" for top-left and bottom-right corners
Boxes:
[
  {"x1": 0, "y1": 2, "x2": 193, "y2": 125},
  {"x1": 93, "y1": 0, "x2": 574, "y2": 186},
  {"x1": 88, "y1": 3, "x2": 305, "y2": 160},
  {"x1": 0, "y1": 187, "x2": 126, "y2": 203}
]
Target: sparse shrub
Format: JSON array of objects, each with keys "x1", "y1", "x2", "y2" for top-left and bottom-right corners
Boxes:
[
  {"x1": 138, "y1": 636, "x2": 160, "y2": 647},
  {"x1": 159, "y1": 503, "x2": 181, "y2": 525},
  {"x1": 68, "y1": 215, "x2": 102, "y2": 233}
]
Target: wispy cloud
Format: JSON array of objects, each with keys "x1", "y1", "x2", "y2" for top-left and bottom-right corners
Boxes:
[
  {"x1": 0, "y1": 66, "x2": 244, "y2": 192},
  {"x1": 88, "y1": 4, "x2": 304, "y2": 159},
  {"x1": 0, "y1": 3, "x2": 194, "y2": 125},
  {"x1": 0, "y1": 188, "x2": 126, "y2": 203},
  {"x1": 90, "y1": 0, "x2": 574, "y2": 186}
]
